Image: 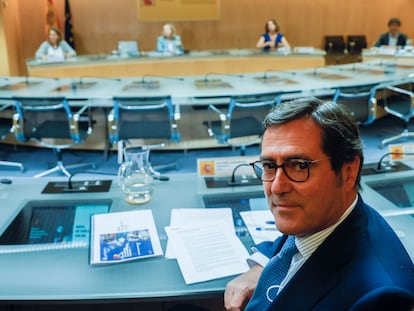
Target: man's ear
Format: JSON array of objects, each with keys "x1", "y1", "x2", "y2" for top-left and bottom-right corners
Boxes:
[{"x1": 342, "y1": 156, "x2": 360, "y2": 191}]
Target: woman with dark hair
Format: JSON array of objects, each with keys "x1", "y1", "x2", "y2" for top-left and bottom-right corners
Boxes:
[
  {"x1": 35, "y1": 27, "x2": 76, "y2": 61},
  {"x1": 256, "y1": 19, "x2": 290, "y2": 52}
]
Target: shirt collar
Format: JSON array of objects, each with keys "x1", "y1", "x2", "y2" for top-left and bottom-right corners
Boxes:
[{"x1": 294, "y1": 195, "x2": 358, "y2": 260}]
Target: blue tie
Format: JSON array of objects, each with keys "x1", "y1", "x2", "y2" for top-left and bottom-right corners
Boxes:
[{"x1": 246, "y1": 235, "x2": 298, "y2": 310}]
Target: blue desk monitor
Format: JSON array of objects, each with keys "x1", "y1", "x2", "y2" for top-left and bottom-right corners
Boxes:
[
  {"x1": 0, "y1": 200, "x2": 111, "y2": 245},
  {"x1": 366, "y1": 177, "x2": 414, "y2": 208}
]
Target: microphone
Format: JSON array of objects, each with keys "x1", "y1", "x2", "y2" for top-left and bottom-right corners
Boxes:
[
  {"x1": 313, "y1": 67, "x2": 323, "y2": 76},
  {"x1": 79, "y1": 76, "x2": 122, "y2": 83},
  {"x1": 203, "y1": 72, "x2": 244, "y2": 83},
  {"x1": 141, "y1": 74, "x2": 185, "y2": 83},
  {"x1": 376, "y1": 152, "x2": 414, "y2": 171},
  {"x1": 228, "y1": 163, "x2": 253, "y2": 186}
]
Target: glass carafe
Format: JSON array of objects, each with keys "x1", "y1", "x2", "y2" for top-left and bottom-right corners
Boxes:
[{"x1": 118, "y1": 147, "x2": 154, "y2": 205}]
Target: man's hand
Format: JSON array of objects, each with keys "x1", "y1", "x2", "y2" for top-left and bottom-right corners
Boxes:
[{"x1": 224, "y1": 265, "x2": 263, "y2": 311}]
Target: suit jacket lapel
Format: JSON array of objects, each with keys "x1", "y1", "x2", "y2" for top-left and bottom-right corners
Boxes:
[{"x1": 269, "y1": 197, "x2": 367, "y2": 310}]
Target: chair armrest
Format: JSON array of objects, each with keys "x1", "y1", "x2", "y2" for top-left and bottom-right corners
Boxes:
[
  {"x1": 0, "y1": 102, "x2": 12, "y2": 112},
  {"x1": 70, "y1": 103, "x2": 93, "y2": 141},
  {"x1": 386, "y1": 85, "x2": 414, "y2": 97},
  {"x1": 173, "y1": 103, "x2": 181, "y2": 121},
  {"x1": 208, "y1": 104, "x2": 227, "y2": 121},
  {"x1": 73, "y1": 103, "x2": 90, "y2": 116},
  {"x1": 107, "y1": 108, "x2": 118, "y2": 144},
  {"x1": 11, "y1": 112, "x2": 26, "y2": 142}
]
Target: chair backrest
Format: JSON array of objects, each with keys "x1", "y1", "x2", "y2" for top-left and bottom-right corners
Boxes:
[
  {"x1": 109, "y1": 96, "x2": 180, "y2": 144},
  {"x1": 347, "y1": 35, "x2": 367, "y2": 54},
  {"x1": 224, "y1": 92, "x2": 280, "y2": 140},
  {"x1": 12, "y1": 97, "x2": 87, "y2": 144},
  {"x1": 332, "y1": 84, "x2": 379, "y2": 125},
  {"x1": 0, "y1": 103, "x2": 13, "y2": 139},
  {"x1": 324, "y1": 36, "x2": 346, "y2": 54}
]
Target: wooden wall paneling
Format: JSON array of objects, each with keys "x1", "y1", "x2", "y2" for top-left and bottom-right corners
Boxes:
[{"x1": 11, "y1": 0, "x2": 414, "y2": 76}]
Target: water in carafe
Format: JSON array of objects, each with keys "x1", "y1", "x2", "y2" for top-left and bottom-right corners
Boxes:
[{"x1": 118, "y1": 147, "x2": 153, "y2": 204}]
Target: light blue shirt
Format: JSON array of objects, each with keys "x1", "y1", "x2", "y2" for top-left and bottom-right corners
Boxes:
[{"x1": 156, "y1": 35, "x2": 183, "y2": 55}]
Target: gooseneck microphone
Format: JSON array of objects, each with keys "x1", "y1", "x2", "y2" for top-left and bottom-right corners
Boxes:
[
  {"x1": 141, "y1": 74, "x2": 185, "y2": 84},
  {"x1": 228, "y1": 163, "x2": 252, "y2": 185},
  {"x1": 376, "y1": 151, "x2": 414, "y2": 171},
  {"x1": 203, "y1": 73, "x2": 244, "y2": 83}
]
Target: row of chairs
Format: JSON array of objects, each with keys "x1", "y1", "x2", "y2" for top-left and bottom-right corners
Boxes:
[
  {"x1": 204, "y1": 80, "x2": 414, "y2": 152},
  {"x1": 1, "y1": 83, "x2": 413, "y2": 177},
  {"x1": 0, "y1": 96, "x2": 179, "y2": 178},
  {"x1": 331, "y1": 80, "x2": 414, "y2": 148}
]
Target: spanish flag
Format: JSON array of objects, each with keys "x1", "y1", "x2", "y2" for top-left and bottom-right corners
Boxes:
[
  {"x1": 45, "y1": 0, "x2": 59, "y2": 37},
  {"x1": 64, "y1": 0, "x2": 76, "y2": 49}
]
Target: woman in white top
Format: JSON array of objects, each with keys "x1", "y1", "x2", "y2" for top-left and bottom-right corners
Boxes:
[
  {"x1": 35, "y1": 27, "x2": 76, "y2": 61},
  {"x1": 156, "y1": 23, "x2": 184, "y2": 55}
]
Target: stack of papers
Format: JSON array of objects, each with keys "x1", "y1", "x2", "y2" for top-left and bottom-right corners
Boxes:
[{"x1": 165, "y1": 208, "x2": 250, "y2": 284}]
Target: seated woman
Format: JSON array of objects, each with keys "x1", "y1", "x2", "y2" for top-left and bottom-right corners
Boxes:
[
  {"x1": 35, "y1": 27, "x2": 76, "y2": 61},
  {"x1": 157, "y1": 23, "x2": 184, "y2": 55},
  {"x1": 256, "y1": 19, "x2": 290, "y2": 52}
]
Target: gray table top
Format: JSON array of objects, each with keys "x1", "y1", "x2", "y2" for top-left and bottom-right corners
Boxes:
[
  {"x1": 0, "y1": 164, "x2": 413, "y2": 302},
  {"x1": 2, "y1": 59, "x2": 414, "y2": 107}
]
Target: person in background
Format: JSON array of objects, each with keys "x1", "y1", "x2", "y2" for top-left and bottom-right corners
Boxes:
[
  {"x1": 35, "y1": 27, "x2": 76, "y2": 61},
  {"x1": 374, "y1": 17, "x2": 408, "y2": 48},
  {"x1": 224, "y1": 98, "x2": 414, "y2": 310},
  {"x1": 157, "y1": 23, "x2": 184, "y2": 55},
  {"x1": 256, "y1": 19, "x2": 290, "y2": 52}
]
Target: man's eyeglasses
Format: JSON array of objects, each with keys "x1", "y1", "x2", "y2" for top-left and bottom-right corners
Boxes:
[{"x1": 249, "y1": 158, "x2": 330, "y2": 183}]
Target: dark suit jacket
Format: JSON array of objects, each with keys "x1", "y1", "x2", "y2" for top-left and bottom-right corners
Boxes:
[
  {"x1": 374, "y1": 33, "x2": 408, "y2": 47},
  {"x1": 255, "y1": 196, "x2": 414, "y2": 311}
]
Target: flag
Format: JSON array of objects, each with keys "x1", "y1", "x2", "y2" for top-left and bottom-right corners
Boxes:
[
  {"x1": 45, "y1": 0, "x2": 60, "y2": 37},
  {"x1": 64, "y1": 0, "x2": 76, "y2": 49}
]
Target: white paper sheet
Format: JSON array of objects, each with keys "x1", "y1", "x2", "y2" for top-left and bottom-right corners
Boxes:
[
  {"x1": 240, "y1": 210, "x2": 282, "y2": 244},
  {"x1": 165, "y1": 219, "x2": 249, "y2": 284},
  {"x1": 165, "y1": 208, "x2": 234, "y2": 258}
]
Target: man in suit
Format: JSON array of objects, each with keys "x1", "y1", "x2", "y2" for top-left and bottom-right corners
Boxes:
[
  {"x1": 224, "y1": 98, "x2": 414, "y2": 310},
  {"x1": 374, "y1": 17, "x2": 408, "y2": 47}
]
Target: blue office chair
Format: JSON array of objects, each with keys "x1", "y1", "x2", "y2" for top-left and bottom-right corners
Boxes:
[
  {"x1": 332, "y1": 84, "x2": 379, "y2": 126},
  {"x1": 203, "y1": 92, "x2": 281, "y2": 155},
  {"x1": 0, "y1": 103, "x2": 24, "y2": 172},
  {"x1": 108, "y1": 96, "x2": 181, "y2": 179},
  {"x1": 378, "y1": 82, "x2": 414, "y2": 147},
  {"x1": 12, "y1": 96, "x2": 95, "y2": 178}
]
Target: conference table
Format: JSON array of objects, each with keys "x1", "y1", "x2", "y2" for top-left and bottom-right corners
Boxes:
[
  {"x1": 0, "y1": 160, "x2": 413, "y2": 304},
  {"x1": 362, "y1": 47, "x2": 414, "y2": 63},
  {"x1": 26, "y1": 48, "x2": 327, "y2": 78},
  {"x1": 4, "y1": 58, "x2": 414, "y2": 150}
]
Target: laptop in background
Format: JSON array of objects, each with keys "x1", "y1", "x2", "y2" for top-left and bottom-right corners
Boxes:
[{"x1": 118, "y1": 41, "x2": 140, "y2": 57}]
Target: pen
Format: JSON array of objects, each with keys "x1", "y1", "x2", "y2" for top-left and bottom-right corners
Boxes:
[
  {"x1": 255, "y1": 227, "x2": 278, "y2": 231},
  {"x1": 265, "y1": 220, "x2": 275, "y2": 224}
]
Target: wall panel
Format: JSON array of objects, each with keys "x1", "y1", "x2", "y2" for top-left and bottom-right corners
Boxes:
[{"x1": 7, "y1": 0, "x2": 414, "y2": 76}]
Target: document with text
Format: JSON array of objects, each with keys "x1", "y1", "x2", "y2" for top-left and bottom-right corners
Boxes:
[
  {"x1": 165, "y1": 219, "x2": 250, "y2": 284},
  {"x1": 165, "y1": 208, "x2": 235, "y2": 258}
]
